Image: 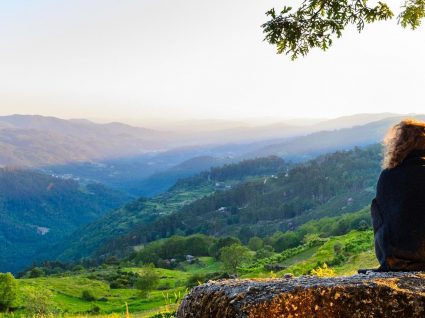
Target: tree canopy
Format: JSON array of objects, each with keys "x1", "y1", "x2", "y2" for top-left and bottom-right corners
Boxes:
[
  {"x1": 0, "y1": 272, "x2": 18, "y2": 312},
  {"x1": 219, "y1": 244, "x2": 251, "y2": 274},
  {"x1": 262, "y1": 0, "x2": 424, "y2": 59}
]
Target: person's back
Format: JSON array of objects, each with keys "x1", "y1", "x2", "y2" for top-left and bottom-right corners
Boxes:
[{"x1": 372, "y1": 119, "x2": 425, "y2": 271}]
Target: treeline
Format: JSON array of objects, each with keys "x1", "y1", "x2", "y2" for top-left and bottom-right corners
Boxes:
[
  {"x1": 265, "y1": 208, "x2": 371, "y2": 252},
  {"x1": 172, "y1": 156, "x2": 286, "y2": 189},
  {"x1": 98, "y1": 145, "x2": 381, "y2": 257},
  {"x1": 18, "y1": 208, "x2": 371, "y2": 278},
  {"x1": 133, "y1": 207, "x2": 372, "y2": 268}
]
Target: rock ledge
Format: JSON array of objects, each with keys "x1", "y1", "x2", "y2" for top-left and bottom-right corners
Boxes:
[{"x1": 176, "y1": 272, "x2": 425, "y2": 317}]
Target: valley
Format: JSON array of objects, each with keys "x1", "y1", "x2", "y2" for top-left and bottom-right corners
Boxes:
[{"x1": 0, "y1": 113, "x2": 423, "y2": 317}]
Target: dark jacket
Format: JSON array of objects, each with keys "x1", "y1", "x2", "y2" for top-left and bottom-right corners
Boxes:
[{"x1": 372, "y1": 149, "x2": 425, "y2": 271}]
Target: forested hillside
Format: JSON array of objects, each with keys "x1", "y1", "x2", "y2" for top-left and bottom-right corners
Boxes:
[
  {"x1": 0, "y1": 168, "x2": 131, "y2": 272},
  {"x1": 97, "y1": 145, "x2": 381, "y2": 258},
  {"x1": 56, "y1": 157, "x2": 286, "y2": 261}
]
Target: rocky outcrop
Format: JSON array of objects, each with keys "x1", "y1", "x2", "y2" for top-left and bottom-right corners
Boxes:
[{"x1": 176, "y1": 272, "x2": 425, "y2": 317}]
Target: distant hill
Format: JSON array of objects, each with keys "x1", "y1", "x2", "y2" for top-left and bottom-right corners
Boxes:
[
  {"x1": 0, "y1": 115, "x2": 171, "y2": 167},
  {"x1": 1, "y1": 113, "x2": 420, "y2": 169},
  {"x1": 308, "y1": 113, "x2": 401, "y2": 131},
  {"x1": 0, "y1": 114, "x2": 156, "y2": 138},
  {"x1": 152, "y1": 113, "x2": 403, "y2": 134},
  {"x1": 246, "y1": 115, "x2": 425, "y2": 161},
  {"x1": 0, "y1": 168, "x2": 131, "y2": 273}
]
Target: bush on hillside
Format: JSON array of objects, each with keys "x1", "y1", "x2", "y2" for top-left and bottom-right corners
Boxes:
[
  {"x1": 248, "y1": 236, "x2": 264, "y2": 251},
  {"x1": 135, "y1": 264, "x2": 160, "y2": 297},
  {"x1": 81, "y1": 290, "x2": 96, "y2": 301},
  {"x1": 209, "y1": 237, "x2": 241, "y2": 259},
  {"x1": 0, "y1": 272, "x2": 18, "y2": 312},
  {"x1": 28, "y1": 267, "x2": 45, "y2": 278},
  {"x1": 23, "y1": 286, "x2": 56, "y2": 315}
]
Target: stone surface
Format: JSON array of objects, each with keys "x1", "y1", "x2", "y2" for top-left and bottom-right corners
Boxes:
[{"x1": 176, "y1": 272, "x2": 425, "y2": 317}]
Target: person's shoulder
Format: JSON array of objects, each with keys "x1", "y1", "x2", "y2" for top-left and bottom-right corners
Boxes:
[
  {"x1": 378, "y1": 168, "x2": 392, "y2": 180},
  {"x1": 377, "y1": 168, "x2": 396, "y2": 188}
]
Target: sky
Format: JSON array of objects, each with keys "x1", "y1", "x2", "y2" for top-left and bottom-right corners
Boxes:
[{"x1": 0, "y1": 0, "x2": 424, "y2": 125}]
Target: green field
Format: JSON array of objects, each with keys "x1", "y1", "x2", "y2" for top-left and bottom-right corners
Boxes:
[
  {"x1": 8, "y1": 257, "x2": 223, "y2": 317},
  {"x1": 3, "y1": 229, "x2": 379, "y2": 318}
]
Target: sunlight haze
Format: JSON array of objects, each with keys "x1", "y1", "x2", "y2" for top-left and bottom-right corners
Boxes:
[{"x1": 0, "y1": 0, "x2": 424, "y2": 124}]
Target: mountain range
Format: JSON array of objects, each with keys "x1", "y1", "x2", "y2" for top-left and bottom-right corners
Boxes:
[
  {"x1": 0, "y1": 114, "x2": 173, "y2": 167},
  {"x1": 246, "y1": 115, "x2": 425, "y2": 161},
  {"x1": 1, "y1": 112, "x2": 425, "y2": 272},
  {"x1": 0, "y1": 112, "x2": 416, "y2": 198},
  {"x1": 0, "y1": 113, "x2": 413, "y2": 169}
]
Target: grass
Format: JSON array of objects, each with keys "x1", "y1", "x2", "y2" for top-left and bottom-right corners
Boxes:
[
  {"x1": 281, "y1": 230, "x2": 375, "y2": 276},
  {"x1": 280, "y1": 245, "x2": 322, "y2": 267},
  {"x1": 16, "y1": 272, "x2": 183, "y2": 316},
  {"x1": 180, "y1": 257, "x2": 223, "y2": 274},
  {"x1": 10, "y1": 230, "x2": 378, "y2": 317},
  {"x1": 334, "y1": 249, "x2": 379, "y2": 275},
  {"x1": 13, "y1": 259, "x2": 225, "y2": 317}
]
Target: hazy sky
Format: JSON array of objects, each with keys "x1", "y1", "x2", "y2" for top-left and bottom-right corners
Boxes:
[{"x1": 0, "y1": 0, "x2": 424, "y2": 124}]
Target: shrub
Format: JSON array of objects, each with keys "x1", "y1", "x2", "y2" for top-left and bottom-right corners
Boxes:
[
  {"x1": 81, "y1": 290, "x2": 96, "y2": 301},
  {"x1": 255, "y1": 245, "x2": 274, "y2": 260},
  {"x1": 28, "y1": 267, "x2": 45, "y2": 278},
  {"x1": 157, "y1": 282, "x2": 171, "y2": 290},
  {"x1": 302, "y1": 233, "x2": 321, "y2": 245},
  {"x1": 357, "y1": 219, "x2": 369, "y2": 230},
  {"x1": 186, "y1": 273, "x2": 206, "y2": 288},
  {"x1": 272, "y1": 231, "x2": 301, "y2": 252},
  {"x1": 248, "y1": 237, "x2": 264, "y2": 251},
  {"x1": 209, "y1": 237, "x2": 241, "y2": 259},
  {"x1": 333, "y1": 242, "x2": 344, "y2": 254},
  {"x1": 311, "y1": 263, "x2": 336, "y2": 277},
  {"x1": 89, "y1": 305, "x2": 101, "y2": 314},
  {"x1": 23, "y1": 286, "x2": 56, "y2": 315},
  {"x1": 73, "y1": 265, "x2": 85, "y2": 272},
  {"x1": 135, "y1": 264, "x2": 160, "y2": 297},
  {"x1": 328, "y1": 253, "x2": 347, "y2": 266},
  {"x1": 0, "y1": 272, "x2": 18, "y2": 312}
]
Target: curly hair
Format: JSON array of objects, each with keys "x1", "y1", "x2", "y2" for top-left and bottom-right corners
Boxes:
[{"x1": 383, "y1": 119, "x2": 425, "y2": 169}]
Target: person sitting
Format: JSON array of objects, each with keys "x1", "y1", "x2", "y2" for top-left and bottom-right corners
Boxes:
[{"x1": 371, "y1": 118, "x2": 425, "y2": 271}]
